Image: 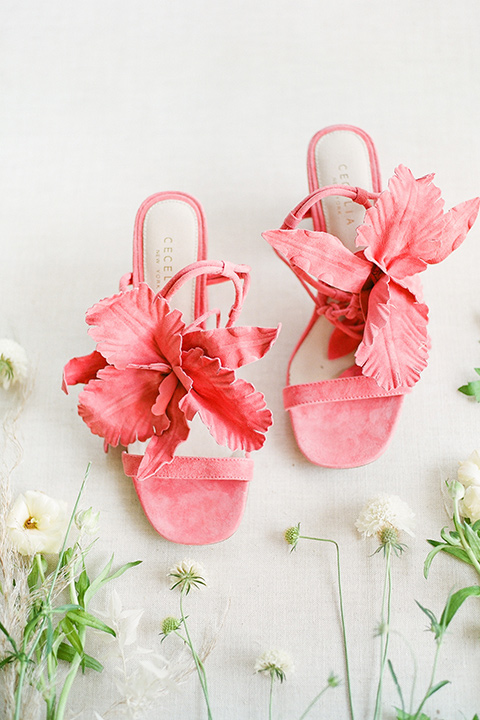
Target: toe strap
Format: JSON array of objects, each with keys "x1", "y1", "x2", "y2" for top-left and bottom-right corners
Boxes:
[
  {"x1": 123, "y1": 453, "x2": 254, "y2": 482},
  {"x1": 284, "y1": 374, "x2": 409, "y2": 410}
]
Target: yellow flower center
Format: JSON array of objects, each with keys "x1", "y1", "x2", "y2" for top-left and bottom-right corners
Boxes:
[{"x1": 24, "y1": 516, "x2": 38, "y2": 530}]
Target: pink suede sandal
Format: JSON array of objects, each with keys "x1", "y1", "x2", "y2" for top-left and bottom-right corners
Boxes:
[
  {"x1": 64, "y1": 192, "x2": 279, "y2": 544},
  {"x1": 263, "y1": 125, "x2": 480, "y2": 468}
]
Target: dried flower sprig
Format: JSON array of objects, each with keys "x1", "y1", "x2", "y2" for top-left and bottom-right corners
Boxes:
[{"x1": 164, "y1": 560, "x2": 213, "y2": 719}]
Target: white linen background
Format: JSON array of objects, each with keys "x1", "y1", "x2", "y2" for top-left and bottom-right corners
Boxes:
[{"x1": 1, "y1": 1, "x2": 480, "y2": 718}]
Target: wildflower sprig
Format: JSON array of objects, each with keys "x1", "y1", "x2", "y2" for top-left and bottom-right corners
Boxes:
[
  {"x1": 0, "y1": 465, "x2": 141, "y2": 720},
  {"x1": 283, "y1": 523, "x2": 351, "y2": 720},
  {"x1": 164, "y1": 560, "x2": 212, "y2": 720}
]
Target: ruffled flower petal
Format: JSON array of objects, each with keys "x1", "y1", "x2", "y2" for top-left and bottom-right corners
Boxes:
[
  {"x1": 136, "y1": 386, "x2": 191, "y2": 480},
  {"x1": 62, "y1": 351, "x2": 108, "y2": 393},
  {"x1": 86, "y1": 283, "x2": 185, "y2": 370},
  {"x1": 78, "y1": 366, "x2": 165, "y2": 447},
  {"x1": 355, "y1": 276, "x2": 429, "y2": 390},
  {"x1": 182, "y1": 325, "x2": 280, "y2": 370},
  {"x1": 263, "y1": 228, "x2": 372, "y2": 294},
  {"x1": 356, "y1": 166, "x2": 479, "y2": 281},
  {"x1": 180, "y1": 348, "x2": 272, "y2": 452}
]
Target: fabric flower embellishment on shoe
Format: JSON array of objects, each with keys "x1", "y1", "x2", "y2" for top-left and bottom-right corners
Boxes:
[
  {"x1": 264, "y1": 165, "x2": 480, "y2": 391},
  {"x1": 63, "y1": 275, "x2": 279, "y2": 482}
]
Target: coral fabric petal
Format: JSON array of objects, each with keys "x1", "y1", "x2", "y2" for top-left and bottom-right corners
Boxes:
[
  {"x1": 327, "y1": 327, "x2": 361, "y2": 360},
  {"x1": 136, "y1": 387, "x2": 191, "y2": 481},
  {"x1": 419, "y1": 197, "x2": 480, "y2": 265},
  {"x1": 86, "y1": 283, "x2": 185, "y2": 370},
  {"x1": 356, "y1": 166, "x2": 445, "y2": 278},
  {"x1": 62, "y1": 351, "x2": 108, "y2": 393},
  {"x1": 356, "y1": 277, "x2": 429, "y2": 390},
  {"x1": 180, "y1": 348, "x2": 272, "y2": 452},
  {"x1": 78, "y1": 366, "x2": 163, "y2": 447},
  {"x1": 262, "y1": 229, "x2": 372, "y2": 293},
  {"x1": 182, "y1": 326, "x2": 280, "y2": 369}
]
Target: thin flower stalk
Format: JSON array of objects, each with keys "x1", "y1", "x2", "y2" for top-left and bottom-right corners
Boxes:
[
  {"x1": 297, "y1": 675, "x2": 339, "y2": 720},
  {"x1": 285, "y1": 528, "x2": 353, "y2": 720},
  {"x1": 178, "y1": 588, "x2": 212, "y2": 720},
  {"x1": 372, "y1": 542, "x2": 392, "y2": 720}
]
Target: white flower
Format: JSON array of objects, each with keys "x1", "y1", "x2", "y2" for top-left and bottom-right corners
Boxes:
[
  {"x1": 460, "y1": 485, "x2": 480, "y2": 523},
  {"x1": 355, "y1": 494, "x2": 415, "y2": 539},
  {"x1": 168, "y1": 559, "x2": 206, "y2": 593},
  {"x1": 254, "y1": 649, "x2": 294, "y2": 682},
  {"x1": 457, "y1": 451, "x2": 480, "y2": 488},
  {"x1": 6, "y1": 490, "x2": 69, "y2": 555},
  {"x1": 75, "y1": 506, "x2": 100, "y2": 535},
  {"x1": 0, "y1": 338, "x2": 29, "y2": 389},
  {"x1": 100, "y1": 589, "x2": 145, "y2": 653}
]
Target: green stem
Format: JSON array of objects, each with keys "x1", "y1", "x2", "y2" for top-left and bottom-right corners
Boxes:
[
  {"x1": 179, "y1": 590, "x2": 213, "y2": 720},
  {"x1": 54, "y1": 626, "x2": 86, "y2": 720},
  {"x1": 411, "y1": 638, "x2": 442, "y2": 720},
  {"x1": 372, "y1": 543, "x2": 392, "y2": 720},
  {"x1": 269, "y1": 670, "x2": 275, "y2": 720},
  {"x1": 299, "y1": 535, "x2": 355, "y2": 720},
  {"x1": 297, "y1": 682, "x2": 332, "y2": 719}
]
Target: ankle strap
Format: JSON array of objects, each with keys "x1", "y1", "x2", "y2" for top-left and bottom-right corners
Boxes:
[
  {"x1": 160, "y1": 260, "x2": 251, "y2": 327},
  {"x1": 282, "y1": 185, "x2": 380, "y2": 230}
]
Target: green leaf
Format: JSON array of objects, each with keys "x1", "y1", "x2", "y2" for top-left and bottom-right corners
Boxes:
[
  {"x1": 27, "y1": 555, "x2": 47, "y2": 590},
  {"x1": 66, "y1": 609, "x2": 116, "y2": 637},
  {"x1": 83, "y1": 557, "x2": 141, "y2": 607},
  {"x1": 424, "y1": 679, "x2": 450, "y2": 700},
  {"x1": 440, "y1": 586, "x2": 480, "y2": 628},
  {"x1": 439, "y1": 527, "x2": 460, "y2": 545},
  {"x1": 395, "y1": 710, "x2": 431, "y2": 720},
  {"x1": 49, "y1": 604, "x2": 82, "y2": 615},
  {"x1": 0, "y1": 620, "x2": 17, "y2": 652},
  {"x1": 475, "y1": 368, "x2": 480, "y2": 376},
  {"x1": 57, "y1": 642, "x2": 104, "y2": 672},
  {"x1": 388, "y1": 660, "x2": 405, "y2": 711},
  {"x1": 0, "y1": 654, "x2": 17, "y2": 669},
  {"x1": 426, "y1": 540, "x2": 472, "y2": 566},
  {"x1": 464, "y1": 522, "x2": 480, "y2": 560},
  {"x1": 75, "y1": 569, "x2": 90, "y2": 608},
  {"x1": 458, "y1": 380, "x2": 480, "y2": 401},
  {"x1": 415, "y1": 601, "x2": 441, "y2": 639},
  {"x1": 61, "y1": 617, "x2": 84, "y2": 656}
]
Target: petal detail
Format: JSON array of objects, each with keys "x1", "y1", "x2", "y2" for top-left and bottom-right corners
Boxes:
[
  {"x1": 86, "y1": 284, "x2": 184, "y2": 370},
  {"x1": 355, "y1": 277, "x2": 429, "y2": 390},
  {"x1": 356, "y1": 166, "x2": 479, "y2": 280},
  {"x1": 180, "y1": 348, "x2": 272, "y2": 451},
  {"x1": 78, "y1": 366, "x2": 164, "y2": 447},
  {"x1": 262, "y1": 229, "x2": 372, "y2": 293},
  {"x1": 62, "y1": 351, "x2": 108, "y2": 393},
  {"x1": 182, "y1": 325, "x2": 280, "y2": 369},
  {"x1": 136, "y1": 386, "x2": 191, "y2": 480}
]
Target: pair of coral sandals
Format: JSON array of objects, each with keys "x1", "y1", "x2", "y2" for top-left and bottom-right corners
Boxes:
[{"x1": 63, "y1": 125, "x2": 479, "y2": 545}]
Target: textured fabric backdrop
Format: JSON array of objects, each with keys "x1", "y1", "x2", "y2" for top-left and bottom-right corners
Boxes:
[{"x1": 1, "y1": 1, "x2": 480, "y2": 717}]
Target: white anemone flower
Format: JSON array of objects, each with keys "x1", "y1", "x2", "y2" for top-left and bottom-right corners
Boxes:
[
  {"x1": 6, "y1": 490, "x2": 69, "y2": 555},
  {"x1": 457, "y1": 451, "x2": 480, "y2": 488},
  {"x1": 0, "y1": 338, "x2": 29, "y2": 389},
  {"x1": 460, "y1": 485, "x2": 480, "y2": 523},
  {"x1": 254, "y1": 649, "x2": 294, "y2": 682},
  {"x1": 355, "y1": 494, "x2": 415, "y2": 541}
]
